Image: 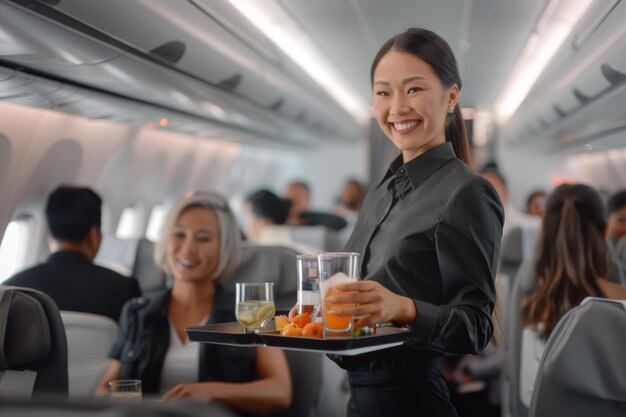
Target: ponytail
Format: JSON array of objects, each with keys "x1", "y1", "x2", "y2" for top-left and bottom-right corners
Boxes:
[
  {"x1": 445, "y1": 103, "x2": 471, "y2": 166},
  {"x1": 522, "y1": 186, "x2": 606, "y2": 340}
]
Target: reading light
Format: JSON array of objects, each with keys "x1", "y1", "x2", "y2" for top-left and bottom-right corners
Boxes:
[
  {"x1": 227, "y1": 0, "x2": 369, "y2": 125},
  {"x1": 495, "y1": 0, "x2": 595, "y2": 123}
]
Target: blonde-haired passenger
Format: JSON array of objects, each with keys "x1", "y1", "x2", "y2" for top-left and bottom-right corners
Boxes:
[{"x1": 97, "y1": 191, "x2": 291, "y2": 414}]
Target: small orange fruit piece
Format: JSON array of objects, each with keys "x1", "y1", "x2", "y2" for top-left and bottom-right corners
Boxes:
[
  {"x1": 291, "y1": 312, "x2": 312, "y2": 329},
  {"x1": 274, "y1": 315, "x2": 290, "y2": 331},
  {"x1": 302, "y1": 322, "x2": 323, "y2": 338},
  {"x1": 281, "y1": 323, "x2": 302, "y2": 336}
]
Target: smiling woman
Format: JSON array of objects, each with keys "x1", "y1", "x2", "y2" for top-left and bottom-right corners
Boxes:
[
  {"x1": 324, "y1": 28, "x2": 504, "y2": 417},
  {"x1": 96, "y1": 191, "x2": 292, "y2": 415}
]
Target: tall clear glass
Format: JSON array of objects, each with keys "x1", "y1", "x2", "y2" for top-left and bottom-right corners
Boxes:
[
  {"x1": 318, "y1": 252, "x2": 360, "y2": 337},
  {"x1": 235, "y1": 282, "x2": 275, "y2": 333},
  {"x1": 297, "y1": 255, "x2": 320, "y2": 316}
]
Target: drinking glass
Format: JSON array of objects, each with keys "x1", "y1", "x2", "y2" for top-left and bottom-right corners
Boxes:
[
  {"x1": 318, "y1": 252, "x2": 360, "y2": 337},
  {"x1": 297, "y1": 255, "x2": 320, "y2": 316},
  {"x1": 109, "y1": 379, "x2": 142, "y2": 402},
  {"x1": 235, "y1": 282, "x2": 275, "y2": 333}
]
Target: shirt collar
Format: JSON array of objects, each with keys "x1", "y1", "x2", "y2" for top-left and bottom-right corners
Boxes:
[{"x1": 377, "y1": 142, "x2": 457, "y2": 190}]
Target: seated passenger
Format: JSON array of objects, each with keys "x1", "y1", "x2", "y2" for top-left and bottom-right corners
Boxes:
[
  {"x1": 480, "y1": 167, "x2": 539, "y2": 237},
  {"x1": 525, "y1": 189, "x2": 546, "y2": 218},
  {"x1": 97, "y1": 191, "x2": 291, "y2": 414},
  {"x1": 519, "y1": 184, "x2": 626, "y2": 406},
  {"x1": 243, "y1": 189, "x2": 319, "y2": 254},
  {"x1": 283, "y1": 180, "x2": 311, "y2": 225},
  {"x1": 4, "y1": 185, "x2": 141, "y2": 322},
  {"x1": 607, "y1": 189, "x2": 626, "y2": 255},
  {"x1": 334, "y1": 178, "x2": 365, "y2": 216}
]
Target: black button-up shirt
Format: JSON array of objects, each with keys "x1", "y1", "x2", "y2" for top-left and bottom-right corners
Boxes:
[{"x1": 342, "y1": 142, "x2": 503, "y2": 368}]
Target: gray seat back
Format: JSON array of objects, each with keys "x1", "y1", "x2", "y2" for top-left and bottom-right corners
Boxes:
[
  {"x1": 216, "y1": 243, "x2": 299, "y2": 311},
  {"x1": 505, "y1": 261, "x2": 537, "y2": 417},
  {"x1": 0, "y1": 286, "x2": 68, "y2": 399},
  {"x1": 132, "y1": 238, "x2": 167, "y2": 294},
  {"x1": 289, "y1": 225, "x2": 341, "y2": 252},
  {"x1": 94, "y1": 236, "x2": 139, "y2": 276},
  {"x1": 529, "y1": 298, "x2": 626, "y2": 417},
  {"x1": 60, "y1": 311, "x2": 118, "y2": 398},
  {"x1": 273, "y1": 350, "x2": 323, "y2": 417}
]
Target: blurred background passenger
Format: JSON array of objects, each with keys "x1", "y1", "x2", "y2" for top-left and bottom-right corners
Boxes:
[
  {"x1": 4, "y1": 185, "x2": 141, "y2": 322},
  {"x1": 334, "y1": 178, "x2": 365, "y2": 215},
  {"x1": 243, "y1": 189, "x2": 320, "y2": 254},
  {"x1": 283, "y1": 180, "x2": 311, "y2": 225},
  {"x1": 480, "y1": 167, "x2": 538, "y2": 237},
  {"x1": 519, "y1": 184, "x2": 626, "y2": 406},
  {"x1": 607, "y1": 189, "x2": 626, "y2": 254},
  {"x1": 97, "y1": 191, "x2": 291, "y2": 414},
  {"x1": 525, "y1": 190, "x2": 546, "y2": 218}
]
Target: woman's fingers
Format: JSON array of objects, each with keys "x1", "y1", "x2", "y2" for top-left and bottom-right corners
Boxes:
[{"x1": 162, "y1": 384, "x2": 185, "y2": 400}]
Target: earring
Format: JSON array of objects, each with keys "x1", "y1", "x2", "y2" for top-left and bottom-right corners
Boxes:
[{"x1": 448, "y1": 106, "x2": 454, "y2": 114}]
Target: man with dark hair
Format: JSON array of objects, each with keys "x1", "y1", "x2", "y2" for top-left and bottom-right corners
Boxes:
[
  {"x1": 607, "y1": 190, "x2": 626, "y2": 247},
  {"x1": 5, "y1": 185, "x2": 141, "y2": 321}
]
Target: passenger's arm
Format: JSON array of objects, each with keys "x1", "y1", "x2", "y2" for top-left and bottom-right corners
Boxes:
[
  {"x1": 95, "y1": 360, "x2": 122, "y2": 395},
  {"x1": 162, "y1": 346, "x2": 292, "y2": 414}
]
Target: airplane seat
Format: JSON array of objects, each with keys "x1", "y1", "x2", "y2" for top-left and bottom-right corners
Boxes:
[
  {"x1": 497, "y1": 224, "x2": 540, "y2": 325},
  {"x1": 60, "y1": 311, "x2": 118, "y2": 399},
  {"x1": 215, "y1": 243, "x2": 299, "y2": 312},
  {"x1": 316, "y1": 357, "x2": 350, "y2": 417},
  {"x1": 93, "y1": 236, "x2": 140, "y2": 277},
  {"x1": 272, "y1": 350, "x2": 323, "y2": 417},
  {"x1": 607, "y1": 257, "x2": 626, "y2": 286},
  {"x1": 0, "y1": 286, "x2": 68, "y2": 399},
  {"x1": 529, "y1": 298, "x2": 626, "y2": 417},
  {"x1": 132, "y1": 238, "x2": 167, "y2": 295},
  {"x1": 505, "y1": 261, "x2": 537, "y2": 417},
  {"x1": 0, "y1": 397, "x2": 239, "y2": 417},
  {"x1": 613, "y1": 236, "x2": 626, "y2": 274},
  {"x1": 286, "y1": 225, "x2": 342, "y2": 252}
]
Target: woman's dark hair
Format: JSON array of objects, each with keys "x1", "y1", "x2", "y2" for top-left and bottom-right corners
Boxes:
[
  {"x1": 522, "y1": 184, "x2": 607, "y2": 340},
  {"x1": 370, "y1": 28, "x2": 471, "y2": 165},
  {"x1": 245, "y1": 189, "x2": 292, "y2": 225}
]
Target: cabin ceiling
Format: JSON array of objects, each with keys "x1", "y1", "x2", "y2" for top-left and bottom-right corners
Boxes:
[{"x1": 277, "y1": 0, "x2": 548, "y2": 111}]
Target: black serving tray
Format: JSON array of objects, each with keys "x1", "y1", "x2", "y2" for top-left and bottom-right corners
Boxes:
[
  {"x1": 186, "y1": 322, "x2": 260, "y2": 346},
  {"x1": 186, "y1": 323, "x2": 412, "y2": 356}
]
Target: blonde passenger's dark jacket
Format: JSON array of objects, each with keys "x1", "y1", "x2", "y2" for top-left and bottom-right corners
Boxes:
[{"x1": 110, "y1": 288, "x2": 257, "y2": 394}]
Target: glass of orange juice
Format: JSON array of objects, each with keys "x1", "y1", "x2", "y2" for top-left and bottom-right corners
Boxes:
[{"x1": 318, "y1": 252, "x2": 360, "y2": 338}]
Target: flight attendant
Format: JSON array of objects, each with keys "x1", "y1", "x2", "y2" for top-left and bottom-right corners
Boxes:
[{"x1": 325, "y1": 28, "x2": 504, "y2": 416}]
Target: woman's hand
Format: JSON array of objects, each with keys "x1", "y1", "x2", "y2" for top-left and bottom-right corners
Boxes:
[
  {"x1": 326, "y1": 280, "x2": 417, "y2": 328},
  {"x1": 162, "y1": 383, "x2": 213, "y2": 402},
  {"x1": 288, "y1": 304, "x2": 298, "y2": 320}
]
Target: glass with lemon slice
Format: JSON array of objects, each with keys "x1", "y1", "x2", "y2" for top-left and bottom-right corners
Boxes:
[{"x1": 235, "y1": 282, "x2": 275, "y2": 333}]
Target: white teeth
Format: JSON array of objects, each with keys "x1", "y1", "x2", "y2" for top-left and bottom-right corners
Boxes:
[
  {"x1": 393, "y1": 121, "x2": 419, "y2": 131},
  {"x1": 179, "y1": 259, "x2": 198, "y2": 267}
]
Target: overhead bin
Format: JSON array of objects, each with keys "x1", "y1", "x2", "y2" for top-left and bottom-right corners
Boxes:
[
  {"x1": 0, "y1": 1, "x2": 361, "y2": 145},
  {"x1": 502, "y1": 0, "x2": 626, "y2": 151},
  {"x1": 43, "y1": 0, "x2": 356, "y2": 137}
]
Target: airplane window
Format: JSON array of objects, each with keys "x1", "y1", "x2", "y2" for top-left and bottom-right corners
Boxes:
[
  {"x1": 146, "y1": 204, "x2": 166, "y2": 242},
  {"x1": 116, "y1": 206, "x2": 140, "y2": 239},
  {"x1": 0, "y1": 219, "x2": 29, "y2": 282}
]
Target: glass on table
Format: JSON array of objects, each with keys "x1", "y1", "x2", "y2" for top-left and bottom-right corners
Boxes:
[
  {"x1": 235, "y1": 282, "x2": 275, "y2": 333},
  {"x1": 109, "y1": 379, "x2": 142, "y2": 402},
  {"x1": 318, "y1": 252, "x2": 360, "y2": 337},
  {"x1": 296, "y1": 255, "x2": 320, "y2": 316}
]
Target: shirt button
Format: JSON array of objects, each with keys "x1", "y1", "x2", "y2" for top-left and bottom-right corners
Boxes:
[
  {"x1": 127, "y1": 350, "x2": 134, "y2": 358},
  {"x1": 398, "y1": 193, "x2": 405, "y2": 200},
  {"x1": 399, "y1": 168, "x2": 405, "y2": 174}
]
